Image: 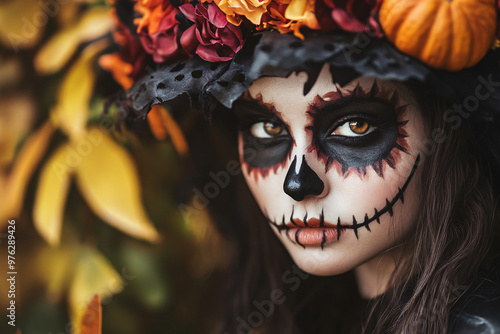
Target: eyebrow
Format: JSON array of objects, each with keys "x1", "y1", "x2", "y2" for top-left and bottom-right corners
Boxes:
[{"x1": 233, "y1": 92, "x2": 282, "y2": 121}]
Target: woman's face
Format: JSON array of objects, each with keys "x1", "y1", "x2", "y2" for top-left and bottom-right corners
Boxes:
[{"x1": 235, "y1": 65, "x2": 427, "y2": 276}]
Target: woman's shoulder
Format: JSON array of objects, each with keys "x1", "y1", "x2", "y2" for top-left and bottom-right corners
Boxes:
[{"x1": 448, "y1": 268, "x2": 500, "y2": 333}]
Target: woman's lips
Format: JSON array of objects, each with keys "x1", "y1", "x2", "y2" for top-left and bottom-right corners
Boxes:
[
  {"x1": 285, "y1": 217, "x2": 340, "y2": 246},
  {"x1": 286, "y1": 227, "x2": 339, "y2": 246}
]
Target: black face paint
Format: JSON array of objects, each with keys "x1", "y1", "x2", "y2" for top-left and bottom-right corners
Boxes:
[
  {"x1": 314, "y1": 100, "x2": 399, "y2": 172},
  {"x1": 308, "y1": 82, "x2": 409, "y2": 177},
  {"x1": 234, "y1": 96, "x2": 293, "y2": 175},
  {"x1": 283, "y1": 155, "x2": 324, "y2": 201}
]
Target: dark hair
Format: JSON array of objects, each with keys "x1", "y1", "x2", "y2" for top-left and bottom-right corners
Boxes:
[
  {"x1": 365, "y1": 83, "x2": 500, "y2": 333},
  {"x1": 183, "y1": 78, "x2": 500, "y2": 333}
]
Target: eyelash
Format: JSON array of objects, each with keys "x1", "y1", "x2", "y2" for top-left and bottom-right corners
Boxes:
[
  {"x1": 327, "y1": 115, "x2": 378, "y2": 137},
  {"x1": 248, "y1": 119, "x2": 288, "y2": 139}
]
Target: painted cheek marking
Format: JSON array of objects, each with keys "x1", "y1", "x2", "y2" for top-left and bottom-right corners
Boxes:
[
  {"x1": 341, "y1": 154, "x2": 420, "y2": 239},
  {"x1": 242, "y1": 150, "x2": 293, "y2": 182}
]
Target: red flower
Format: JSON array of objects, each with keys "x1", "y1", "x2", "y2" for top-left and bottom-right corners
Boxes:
[
  {"x1": 115, "y1": 15, "x2": 148, "y2": 79},
  {"x1": 316, "y1": 0, "x2": 382, "y2": 35},
  {"x1": 100, "y1": 10, "x2": 148, "y2": 90},
  {"x1": 179, "y1": 2, "x2": 244, "y2": 62},
  {"x1": 139, "y1": 5, "x2": 182, "y2": 63}
]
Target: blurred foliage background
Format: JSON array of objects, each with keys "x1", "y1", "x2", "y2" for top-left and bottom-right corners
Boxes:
[{"x1": 0, "y1": 0, "x2": 230, "y2": 333}]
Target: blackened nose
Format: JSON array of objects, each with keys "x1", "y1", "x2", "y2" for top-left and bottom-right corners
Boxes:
[{"x1": 283, "y1": 155, "x2": 324, "y2": 201}]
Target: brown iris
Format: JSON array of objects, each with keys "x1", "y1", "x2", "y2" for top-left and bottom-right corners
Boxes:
[
  {"x1": 264, "y1": 122, "x2": 283, "y2": 136},
  {"x1": 349, "y1": 120, "x2": 369, "y2": 134}
]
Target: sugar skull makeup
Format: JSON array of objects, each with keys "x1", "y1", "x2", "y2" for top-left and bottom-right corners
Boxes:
[{"x1": 235, "y1": 65, "x2": 427, "y2": 277}]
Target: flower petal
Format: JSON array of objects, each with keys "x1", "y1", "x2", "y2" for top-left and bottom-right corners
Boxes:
[
  {"x1": 285, "y1": 0, "x2": 309, "y2": 20},
  {"x1": 331, "y1": 8, "x2": 367, "y2": 32},
  {"x1": 207, "y1": 5, "x2": 228, "y2": 28},
  {"x1": 180, "y1": 25, "x2": 199, "y2": 55},
  {"x1": 197, "y1": 45, "x2": 233, "y2": 62},
  {"x1": 179, "y1": 3, "x2": 196, "y2": 22}
]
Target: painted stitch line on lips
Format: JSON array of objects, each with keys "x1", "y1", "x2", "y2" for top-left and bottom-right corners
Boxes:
[
  {"x1": 287, "y1": 227, "x2": 338, "y2": 249},
  {"x1": 269, "y1": 214, "x2": 341, "y2": 248},
  {"x1": 266, "y1": 154, "x2": 420, "y2": 246}
]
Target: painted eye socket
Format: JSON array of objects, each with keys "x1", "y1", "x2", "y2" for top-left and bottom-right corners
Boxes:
[
  {"x1": 331, "y1": 119, "x2": 375, "y2": 137},
  {"x1": 250, "y1": 121, "x2": 288, "y2": 138}
]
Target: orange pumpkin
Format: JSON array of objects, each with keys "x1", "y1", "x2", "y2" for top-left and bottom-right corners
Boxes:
[{"x1": 379, "y1": 0, "x2": 497, "y2": 71}]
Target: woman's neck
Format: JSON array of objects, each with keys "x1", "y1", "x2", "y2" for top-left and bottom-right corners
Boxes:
[{"x1": 353, "y1": 247, "x2": 405, "y2": 299}]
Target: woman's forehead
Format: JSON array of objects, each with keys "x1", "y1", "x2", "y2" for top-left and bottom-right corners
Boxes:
[
  {"x1": 247, "y1": 65, "x2": 336, "y2": 106},
  {"x1": 245, "y1": 66, "x2": 407, "y2": 121},
  {"x1": 248, "y1": 66, "x2": 386, "y2": 102}
]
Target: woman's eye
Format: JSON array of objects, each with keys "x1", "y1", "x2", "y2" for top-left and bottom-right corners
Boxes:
[
  {"x1": 331, "y1": 119, "x2": 375, "y2": 137},
  {"x1": 250, "y1": 121, "x2": 287, "y2": 138}
]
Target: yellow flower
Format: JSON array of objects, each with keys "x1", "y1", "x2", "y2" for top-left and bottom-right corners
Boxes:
[{"x1": 213, "y1": 0, "x2": 272, "y2": 25}]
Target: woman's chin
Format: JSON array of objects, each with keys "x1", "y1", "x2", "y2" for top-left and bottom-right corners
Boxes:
[{"x1": 286, "y1": 247, "x2": 361, "y2": 277}]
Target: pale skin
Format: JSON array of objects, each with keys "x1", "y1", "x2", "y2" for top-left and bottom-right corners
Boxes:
[{"x1": 235, "y1": 65, "x2": 428, "y2": 298}]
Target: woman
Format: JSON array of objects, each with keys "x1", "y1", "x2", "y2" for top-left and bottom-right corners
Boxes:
[
  {"x1": 219, "y1": 67, "x2": 500, "y2": 334},
  {"x1": 106, "y1": 0, "x2": 500, "y2": 332}
]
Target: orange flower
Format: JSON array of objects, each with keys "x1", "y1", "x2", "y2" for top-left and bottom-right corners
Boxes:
[
  {"x1": 258, "y1": 0, "x2": 319, "y2": 39},
  {"x1": 258, "y1": 0, "x2": 291, "y2": 32},
  {"x1": 134, "y1": 0, "x2": 168, "y2": 34},
  {"x1": 99, "y1": 53, "x2": 134, "y2": 90},
  {"x1": 100, "y1": 10, "x2": 147, "y2": 89},
  {"x1": 213, "y1": 0, "x2": 272, "y2": 25}
]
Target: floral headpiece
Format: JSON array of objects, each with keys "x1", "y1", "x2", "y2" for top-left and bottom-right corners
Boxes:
[{"x1": 102, "y1": 0, "x2": 500, "y2": 120}]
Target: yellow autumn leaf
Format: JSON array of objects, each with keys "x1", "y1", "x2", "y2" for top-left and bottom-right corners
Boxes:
[
  {"x1": 36, "y1": 244, "x2": 78, "y2": 302},
  {"x1": 36, "y1": 28, "x2": 80, "y2": 74},
  {"x1": 51, "y1": 40, "x2": 108, "y2": 139},
  {"x1": 33, "y1": 144, "x2": 74, "y2": 246},
  {"x1": 0, "y1": 0, "x2": 44, "y2": 51},
  {"x1": 0, "y1": 122, "x2": 55, "y2": 228},
  {"x1": 77, "y1": 7, "x2": 113, "y2": 41},
  {"x1": 74, "y1": 128, "x2": 160, "y2": 243},
  {"x1": 68, "y1": 248, "x2": 123, "y2": 334},
  {"x1": 35, "y1": 7, "x2": 112, "y2": 74}
]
